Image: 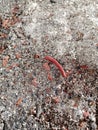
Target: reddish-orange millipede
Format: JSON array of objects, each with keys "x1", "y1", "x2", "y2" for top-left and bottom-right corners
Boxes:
[{"x1": 44, "y1": 56, "x2": 67, "y2": 78}]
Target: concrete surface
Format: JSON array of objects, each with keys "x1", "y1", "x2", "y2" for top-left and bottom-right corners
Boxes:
[
  {"x1": 0, "y1": 0, "x2": 98, "y2": 130},
  {"x1": 0, "y1": 0, "x2": 98, "y2": 67},
  {"x1": 22, "y1": 0, "x2": 98, "y2": 67}
]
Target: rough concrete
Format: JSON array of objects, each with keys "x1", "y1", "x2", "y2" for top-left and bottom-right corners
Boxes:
[
  {"x1": 0, "y1": 0, "x2": 98, "y2": 130},
  {"x1": 0, "y1": 0, "x2": 98, "y2": 67},
  {"x1": 22, "y1": 0, "x2": 98, "y2": 66}
]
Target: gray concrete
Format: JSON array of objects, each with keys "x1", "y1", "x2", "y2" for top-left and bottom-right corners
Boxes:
[
  {"x1": 0, "y1": 0, "x2": 98, "y2": 129},
  {"x1": 22, "y1": 0, "x2": 98, "y2": 67},
  {"x1": 0, "y1": 0, "x2": 98, "y2": 68}
]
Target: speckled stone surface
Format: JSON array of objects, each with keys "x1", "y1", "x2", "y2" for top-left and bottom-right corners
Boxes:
[{"x1": 0, "y1": 0, "x2": 98, "y2": 130}]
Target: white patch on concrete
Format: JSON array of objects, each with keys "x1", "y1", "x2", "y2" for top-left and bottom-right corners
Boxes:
[
  {"x1": 25, "y1": 2, "x2": 39, "y2": 15},
  {"x1": 56, "y1": 42, "x2": 65, "y2": 56},
  {"x1": 84, "y1": 4, "x2": 98, "y2": 26},
  {"x1": 53, "y1": 8, "x2": 72, "y2": 55},
  {"x1": 54, "y1": 9, "x2": 68, "y2": 32},
  {"x1": 24, "y1": 22, "x2": 40, "y2": 36}
]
